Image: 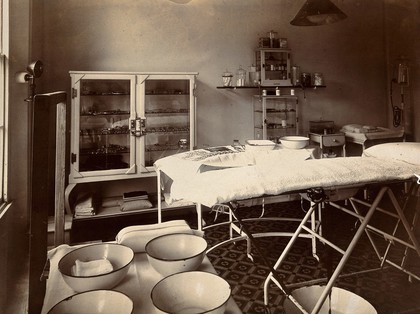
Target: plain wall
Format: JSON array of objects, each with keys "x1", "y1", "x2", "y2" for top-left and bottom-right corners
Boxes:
[
  {"x1": 384, "y1": 0, "x2": 420, "y2": 140},
  {"x1": 39, "y1": 0, "x2": 404, "y2": 147}
]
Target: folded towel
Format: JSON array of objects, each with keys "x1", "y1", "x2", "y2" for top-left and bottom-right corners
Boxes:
[
  {"x1": 71, "y1": 259, "x2": 113, "y2": 277},
  {"x1": 75, "y1": 193, "x2": 94, "y2": 210},
  {"x1": 116, "y1": 220, "x2": 197, "y2": 253},
  {"x1": 120, "y1": 199, "x2": 153, "y2": 212},
  {"x1": 341, "y1": 124, "x2": 378, "y2": 133},
  {"x1": 75, "y1": 192, "x2": 99, "y2": 217}
]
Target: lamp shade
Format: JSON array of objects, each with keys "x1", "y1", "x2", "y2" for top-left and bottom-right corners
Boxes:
[
  {"x1": 168, "y1": 0, "x2": 192, "y2": 3},
  {"x1": 290, "y1": 0, "x2": 347, "y2": 26}
]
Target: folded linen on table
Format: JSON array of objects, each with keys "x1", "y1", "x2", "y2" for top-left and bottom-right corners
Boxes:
[
  {"x1": 342, "y1": 126, "x2": 404, "y2": 141},
  {"x1": 341, "y1": 124, "x2": 379, "y2": 133},
  {"x1": 71, "y1": 258, "x2": 113, "y2": 276}
]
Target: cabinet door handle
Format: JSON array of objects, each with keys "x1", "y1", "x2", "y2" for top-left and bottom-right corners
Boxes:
[{"x1": 130, "y1": 118, "x2": 146, "y2": 137}]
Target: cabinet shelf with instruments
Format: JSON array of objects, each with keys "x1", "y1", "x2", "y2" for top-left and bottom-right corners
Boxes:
[
  {"x1": 253, "y1": 95, "x2": 299, "y2": 142},
  {"x1": 216, "y1": 85, "x2": 326, "y2": 89},
  {"x1": 66, "y1": 71, "x2": 198, "y2": 220}
]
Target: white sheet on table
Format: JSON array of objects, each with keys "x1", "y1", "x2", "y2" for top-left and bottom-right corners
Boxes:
[
  {"x1": 167, "y1": 156, "x2": 420, "y2": 207},
  {"x1": 154, "y1": 146, "x2": 314, "y2": 181}
]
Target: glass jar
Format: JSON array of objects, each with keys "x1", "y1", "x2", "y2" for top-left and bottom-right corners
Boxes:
[
  {"x1": 301, "y1": 72, "x2": 312, "y2": 87},
  {"x1": 249, "y1": 65, "x2": 260, "y2": 86},
  {"x1": 236, "y1": 66, "x2": 246, "y2": 87},
  {"x1": 222, "y1": 70, "x2": 233, "y2": 87},
  {"x1": 313, "y1": 73, "x2": 324, "y2": 86}
]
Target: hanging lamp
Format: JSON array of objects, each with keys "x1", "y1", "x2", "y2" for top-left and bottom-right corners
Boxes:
[
  {"x1": 290, "y1": 0, "x2": 347, "y2": 26},
  {"x1": 168, "y1": 0, "x2": 192, "y2": 4}
]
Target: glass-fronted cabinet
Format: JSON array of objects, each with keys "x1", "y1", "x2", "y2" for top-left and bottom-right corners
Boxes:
[
  {"x1": 66, "y1": 71, "x2": 197, "y2": 218},
  {"x1": 71, "y1": 74, "x2": 136, "y2": 181},
  {"x1": 256, "y1": 48, "x2": 291, "y2": 86},
  {"x1": 69, "y1": 71, "x2": 197, "y2": 184},
  {"x1": 253, "y1": 95, "x2": 298, "y2": 143}
]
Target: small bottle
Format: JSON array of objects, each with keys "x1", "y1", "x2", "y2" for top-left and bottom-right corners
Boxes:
[
  {"x1": 178, "y1": 138, "x2": 188, "y2": 149},
  {"x1": 291, "y1": 66, "x2": 301, "y2": 86},
  {"x1": 267, "y1": 30, "x2": 278, "y2": 48}
]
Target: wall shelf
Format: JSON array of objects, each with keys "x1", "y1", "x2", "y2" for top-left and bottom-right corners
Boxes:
[{"x1": 216, "y1": 85, "x2": 326, "y2": 89}]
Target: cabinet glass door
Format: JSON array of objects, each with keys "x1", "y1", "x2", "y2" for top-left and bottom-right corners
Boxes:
[
  {"x1": 253, "y1": 95, "x2": 265, "y2": 140},
  {"x1": 142, "y1": 77, "x2": 194, "y2": 168},
  {"x1": 254, "y1": 95, "x2": 298, "y2": 143},
  {"x1": 73, "y1": 74, "x2": 137, "y2": 178},
  {"x1": 257, "y1": 49, "x2": 291, "y2": 86}
]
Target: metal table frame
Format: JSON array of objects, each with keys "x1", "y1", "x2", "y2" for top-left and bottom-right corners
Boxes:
[{"x1": 257, "y1": 181, "x2": 420, "y2": 314}]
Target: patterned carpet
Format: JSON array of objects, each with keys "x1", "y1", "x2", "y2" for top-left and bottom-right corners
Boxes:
[{"x1": 201, "y1": 200, "x2": 420, "y2": 314}]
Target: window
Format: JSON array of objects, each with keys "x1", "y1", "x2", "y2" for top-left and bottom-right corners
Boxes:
[{"x1": 0, "y1": 0, "x2": 9, "y2": 209}]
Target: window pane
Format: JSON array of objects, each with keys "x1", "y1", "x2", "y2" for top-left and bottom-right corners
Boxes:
[
  {"x1": 0, "y1": 0, "x2": 7, "y2": 203},
  {"x1": 0, "y1": 54, "x2": 4, "y2": 202}
]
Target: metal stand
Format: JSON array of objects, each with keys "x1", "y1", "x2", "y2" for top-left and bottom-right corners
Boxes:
[
  {"x1": 225, "y1": 182, "x2": 419, "y2": 314},
  {"x1": 261, "y1": 183, "x2": 420, "y2": 314}
]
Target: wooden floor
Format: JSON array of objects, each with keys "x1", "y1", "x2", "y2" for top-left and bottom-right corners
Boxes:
[{"x1": 6, "y1": 261, "x2": 29, "y2": 313}]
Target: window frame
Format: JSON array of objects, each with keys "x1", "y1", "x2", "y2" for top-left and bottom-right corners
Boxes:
[{"x1": 0, "y1": 0, "x2": 9, "y2": 210}]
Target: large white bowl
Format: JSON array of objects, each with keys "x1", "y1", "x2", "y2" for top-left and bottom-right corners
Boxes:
[
  {"x1": 48, "y1": 290, "x2": 133, "y2": 314},
  {"x1": 283, "y1": 285, "x2": 377, "y2": 313},
  {"x1": 58, "y1": 243, "x2": 134, "y2": 292},
  {"x1": 145, "y1": 233, "x2": 207, "y2": 277},
  {"x1": 151, "y1": 271, "x2": 231, "y2": 314},
  {"x1": 280, "y1": 136, "x2": 309, "y2": 149}
]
